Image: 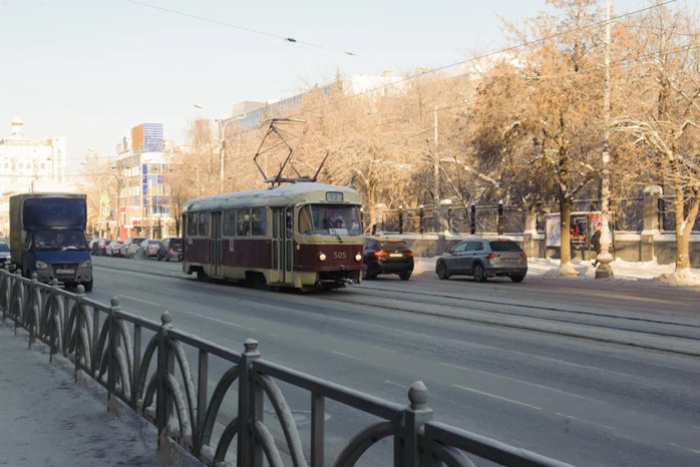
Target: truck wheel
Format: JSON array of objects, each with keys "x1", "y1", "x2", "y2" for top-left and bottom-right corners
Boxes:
[{"x1": 84, "y1": 280, "x2": 93, "y2": 292}]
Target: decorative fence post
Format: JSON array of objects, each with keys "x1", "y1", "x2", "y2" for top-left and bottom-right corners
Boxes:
[
  {"x1": 237, "y1": 338, "x2": 262, "y2": 466},
  {"x1": 470, "y1": 204, "x2": 476, "y2": 235},
  {"x1": 497, "y1": 202, "x2": 504, "y2": 236},
  {"x1": 642, "y1": 185, "x2": 663, "y2": 262},
  {"x1": 107, "y1": 297, "x2": 120, "y2": 400},
  {"x1": 399, "y1": 381, "x2": 433, "y2": 466},
  {"x1": 419, "y1": 206, "x2": 425, "y2": 234},
  {"x1": 156, "y1": 311, "x2": 173, "y2": 447}
]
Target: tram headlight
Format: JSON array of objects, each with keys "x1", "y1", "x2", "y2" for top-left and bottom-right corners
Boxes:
[
  {"x1": 318, "y1": 252, "x2": 327, "y2": 262},
  {"x1": 354, "y1": 253, "x2": 362, "y2": 262}
]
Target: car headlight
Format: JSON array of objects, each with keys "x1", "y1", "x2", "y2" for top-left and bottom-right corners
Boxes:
[
  {"x1": 80, "y1": 260, "x2": 92, "y2": 268},
  {"x1": 36, "y1": 261, "x2": 48, "y2": 269},
  {"x1": 355, "y1": 253, "x2": 362, "y2": 262},
  {"x1": 318, "y1": 252, "x2": 327, "y2": 261}
]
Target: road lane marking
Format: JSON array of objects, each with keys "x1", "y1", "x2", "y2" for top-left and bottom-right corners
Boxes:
[
  {"x1": 332, "y1": 351, "x2": 365, "y2": 362},
  {"x1": 440, "y1": 362, "x2": 606, "y2": 404},
  {"x1": 554, "y1": 413, "x2": 615, "y2": 431},
  {"x1": 452, "y1": 384, "x2": 541, "y2": 411},
  {"x1": 177, "y1": 309, "x2": 245, "y2": 328},
  {"x1": 120, "y1": 295, "x2": 162, "y2": 307},
  {"x1": 669, "y1": 443, "x2": 700, "y2": 455}
]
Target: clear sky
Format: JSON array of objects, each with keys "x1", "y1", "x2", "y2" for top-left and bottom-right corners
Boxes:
[{"x1": 0, "y1": 0, "x2": 647, "y2": 172}]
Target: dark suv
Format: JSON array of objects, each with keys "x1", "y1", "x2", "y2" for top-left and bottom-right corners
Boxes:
[
  {"x1": 362, "y1": 238, "x2": 414, "y2": 281},
  {"x1": 157, "y1": 237, "x2": 183, "y2": 262}
]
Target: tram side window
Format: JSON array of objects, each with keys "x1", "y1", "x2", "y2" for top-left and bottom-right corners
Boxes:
[
  {"x1": 236, "y1": 209, "x2": 251, "y2": 236},
  {"x1": 251, "y1": 208, "x2": 267, "y2": 236},
  {"x1": 223, "y1": 210, "x2": 237, "y2": 237},
  {"x1": 198, "y1": 212, "x2": 209, "y2": 237},
  {"x1": 187, "y1": 213, "x2": 198, "y2": 236}
]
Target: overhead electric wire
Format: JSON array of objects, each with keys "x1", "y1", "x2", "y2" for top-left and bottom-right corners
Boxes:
[
  {"x1": 0, "y1": 78, "x2": 129, "y2": 127},
  {"x1": 121, "y1": 0, "x2": 357, "y2": 56},
  {"x1": 211, "y1": 0, "x2": 680, "y2": 145}
]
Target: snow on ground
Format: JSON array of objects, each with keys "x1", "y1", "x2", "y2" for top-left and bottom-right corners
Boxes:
[
  {"x1": 0, "y1": 323, "x2": 203, "y2": 467},
  {"x1": 413, "y1": 256, "x2": 700, "y2": 287}
]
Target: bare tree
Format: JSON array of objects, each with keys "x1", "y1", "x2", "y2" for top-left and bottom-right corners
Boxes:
[{"x1": 615, "y1": 3, "x2": 700, "y2": 274}]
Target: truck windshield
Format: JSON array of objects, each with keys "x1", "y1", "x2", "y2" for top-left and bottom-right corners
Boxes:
[
  {"x1": 298, "y1": 204, "x2": 362, "y2": 236},
  {"x1": 33, "y1": 230, "x2": 87, "y2": 251}
]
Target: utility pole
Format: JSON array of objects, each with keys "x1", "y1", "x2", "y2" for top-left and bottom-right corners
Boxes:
[
  {"x1": 596, "y1": 0, "x2": 614, "y2": 278},
  {"x1": 218, "y1": 119, "x2": 225, "y2": 193},
  {"x1": 433, "y1": 105, "x2": 440, "y2": 204}
]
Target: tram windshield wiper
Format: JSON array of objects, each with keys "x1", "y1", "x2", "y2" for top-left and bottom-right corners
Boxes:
[{"x1": 332, "y1": 228, "x2": 343, "y2": 243}]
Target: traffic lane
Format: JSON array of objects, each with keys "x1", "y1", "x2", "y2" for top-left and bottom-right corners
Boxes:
[
  {"x1": 90, "y1": 267, "x2": 700, "y2": 465},
  {"x1": 93, "y1": 255, "x2": 700, "y2": 320},
  {"x1": 365, "y1": 268, "x2": 700, "y2": 318}
]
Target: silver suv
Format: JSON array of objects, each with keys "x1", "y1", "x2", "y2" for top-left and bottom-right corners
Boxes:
[{"x1": 435, "y1": 238, "x2": 528, "y2": 283}]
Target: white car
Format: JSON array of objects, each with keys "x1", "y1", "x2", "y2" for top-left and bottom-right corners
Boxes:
[
  {"x1": 121, "y1": 237, "x2": 146, "y2": 257},
  {"x1": 105, "y1": 240, "x2": 123, "y2": 256}
]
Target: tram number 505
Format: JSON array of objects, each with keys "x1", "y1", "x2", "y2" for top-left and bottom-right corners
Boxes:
[{"x1": 333, "y1": 251, "x2": 347, "y2": 260}]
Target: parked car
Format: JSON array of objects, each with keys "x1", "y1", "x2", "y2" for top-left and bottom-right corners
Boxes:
[
  {"x1": 139, "y1": 239, "x2": 162, "y2": 259},
  {"x1": 157, "y1": 237, "x2": 183, "y2": 262},
  {"x1": 97, "y1": 238, "x2": 112, "y2": 256},
  {"x1": 121, "y1": 237, "x2": 146, "y2": 257},
  {"x1": 106, "y1": 239, "x2": 123, "y2": 257},
  {"x1": 362, "y1": 237, "x2": 414, "y2": 280},
  {"x1": 89, "y1": 238, "x2": 102, "y2": 255},
  {"x1": 435, "y1": 238, "x2": 527, "y2": 283},
  {"x1": 0, "y1": 241, "x2": 10, "y2": 266}
]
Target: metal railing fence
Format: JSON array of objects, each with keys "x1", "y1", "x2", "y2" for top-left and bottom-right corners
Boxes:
[{"x1": 0, "y1": 268, "x2": 570, "y2": 467}]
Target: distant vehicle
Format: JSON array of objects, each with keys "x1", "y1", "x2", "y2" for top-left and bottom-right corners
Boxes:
[
  {"x1": 121, "y1": 237, "x2": 146, "y2": 257},
  {"x1": 106, "y1": 239, "x2": 123, "y2": 257},
  {"x1": 97, "y1": 238, "x2": 112, "y2": 256},
  {"x1": 157, "y1": 237, "x2": 183, "y2": 262},
  {"x1": 89, "y1": 238, "x2": 101, "y2": 255},
  {"x1": 0, "y1": 241, "x2": 10, "y2": 265},
  {"x1": 9, "y1": 193, "x2": 93, "y2": 291},
  {"x1": 139, "y1": 239, "x2": 161, "y2": 259},
  {"x1": 435, "y1": 238, "x2": 527, "y2": 283},
  {"x1": 362, "y1": 237, "x2": 414, "y2": 280}
]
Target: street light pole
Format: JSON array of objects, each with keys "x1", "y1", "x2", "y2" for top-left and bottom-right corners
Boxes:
[
  {"x1": 433, "y1": 105, "x2": 440, "y2": 204},
  {"x1": 596, "y1": 0, "x2": 614, "y2": 278}
]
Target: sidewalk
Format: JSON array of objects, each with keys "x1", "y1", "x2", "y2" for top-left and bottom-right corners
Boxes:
[{"x1": 0, "y1": 322, "x2": 202, "y2": 467}]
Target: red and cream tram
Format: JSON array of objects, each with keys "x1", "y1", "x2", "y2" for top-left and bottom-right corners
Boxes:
[{"x1": 182, "y1": 183, "x2": 364, "y2": 290}]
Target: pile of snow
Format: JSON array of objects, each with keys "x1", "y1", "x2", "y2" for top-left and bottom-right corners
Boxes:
[{"x1": 412, "y1": 255, "x2": 700, "y2": 287}]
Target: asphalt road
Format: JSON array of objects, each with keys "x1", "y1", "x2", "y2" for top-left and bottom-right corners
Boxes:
[{"x1": 89, "y1": 256, "x2": 700, "y2": 466}]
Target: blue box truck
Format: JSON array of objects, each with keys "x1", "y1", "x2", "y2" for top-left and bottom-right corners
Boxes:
[{"x1": 10, "y1": 193, "x2": 93, "y2": 292}]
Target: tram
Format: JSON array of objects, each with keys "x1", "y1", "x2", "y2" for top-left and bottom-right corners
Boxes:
[{"x1": 182, "y1": 182, "x2": 365, "y2": 290}]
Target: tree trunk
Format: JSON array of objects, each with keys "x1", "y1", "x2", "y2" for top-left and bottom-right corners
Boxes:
[{"x1": 560, "y1": 195, "x2": 572, "y2": 265}]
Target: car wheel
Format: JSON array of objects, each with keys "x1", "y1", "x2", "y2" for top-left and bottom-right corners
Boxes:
[
  {"x1": 399, "y1": 271, "x2": 412, "y2": 281},
  {"x1": 436, "y1": 262, "x2": 449, "y2": 280},
  {"x1": 510, "y1": 274, "x2": 526, "y2": 283},
  {"x1": 473, "y1": 263, "x2": 487, "y2": 282},
  {"x1": 83, "y1": 280, "x2": 93, "y2": 292}
]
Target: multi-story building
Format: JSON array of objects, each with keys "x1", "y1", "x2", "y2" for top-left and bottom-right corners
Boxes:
[
  {"x1": 231, "y1": 72, "x2": 404, "y2": 127},
  {"x1": 115, "y1": 123, "x2": 172, "y2": 239},
  {"x1": 0, "y1": 115, "x2": 68, "y2": 236}
]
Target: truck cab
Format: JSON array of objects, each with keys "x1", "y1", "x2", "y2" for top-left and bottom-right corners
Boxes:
[{"x1": 10, "y1": 193, "x2": 93, "y2": 292}]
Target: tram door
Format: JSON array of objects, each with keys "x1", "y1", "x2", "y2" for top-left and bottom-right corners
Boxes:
[
  {"x1": 210, "y1": 211, "x2": 223, "y2": 278},
  {"x1": 273, "y1": 207, "x2": 294, "y2": 283}
]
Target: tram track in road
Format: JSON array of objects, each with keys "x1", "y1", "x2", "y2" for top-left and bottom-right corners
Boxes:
[
  {"x1": 319, "y1": 284, "x2": 700, "y2": 356},
  {"x1": 347, "y1": 282, "x2": 700, "y2": 336}
]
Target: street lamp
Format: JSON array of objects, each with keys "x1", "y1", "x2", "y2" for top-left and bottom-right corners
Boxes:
[{"x1": 192, "y1": 105, "x2": 243, "y2": 193}]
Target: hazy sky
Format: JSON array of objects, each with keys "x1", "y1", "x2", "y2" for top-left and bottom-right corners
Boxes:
[{"x1": 0, "y1": 0, "x2": 647, "y2": 172}]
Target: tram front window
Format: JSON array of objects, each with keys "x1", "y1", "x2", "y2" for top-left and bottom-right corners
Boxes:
[{"x1": 299, "y1": 205, "x2": 361, "y2": 236}]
